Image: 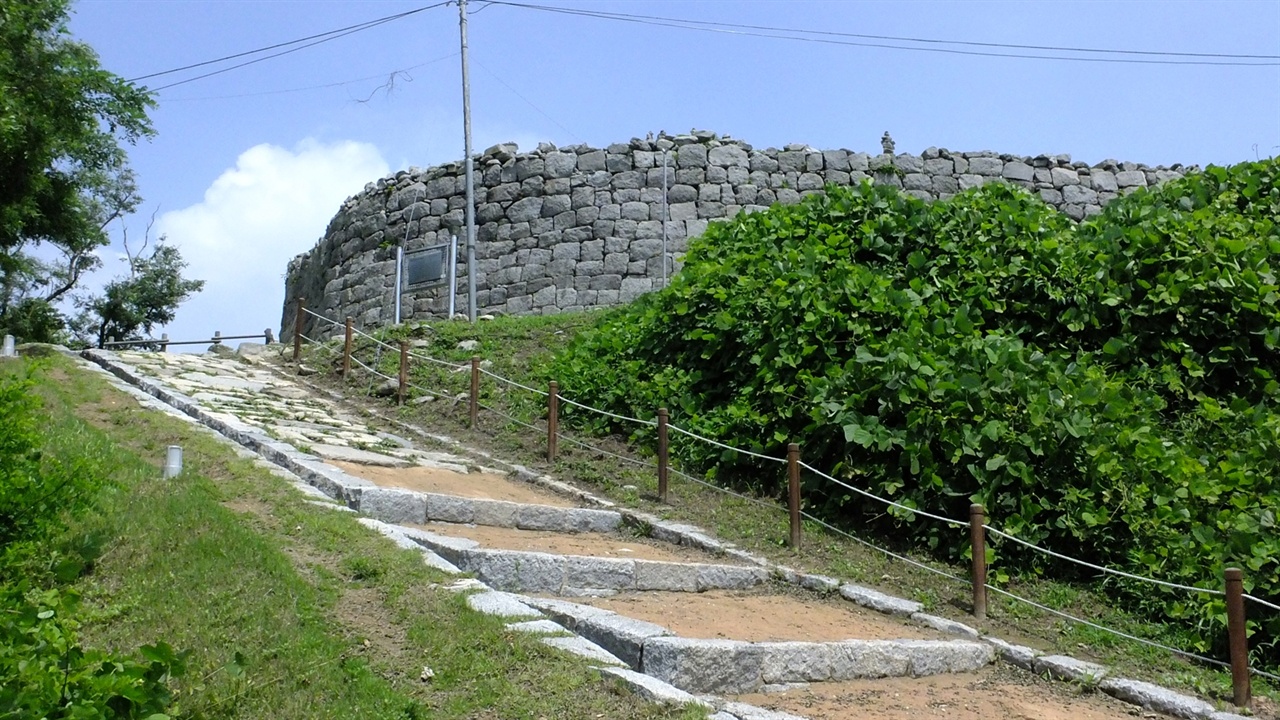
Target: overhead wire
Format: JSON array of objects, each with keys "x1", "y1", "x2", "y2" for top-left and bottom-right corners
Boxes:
[
  {"x1": 163, "y1": 54, "x2": 457, "y2": 102},
  {"x1": 486, "y1": 1, "x2": 1280, "y2": 67},
  {"x1": 134, "y1": 2, "x2": 451, "y2": 92}
]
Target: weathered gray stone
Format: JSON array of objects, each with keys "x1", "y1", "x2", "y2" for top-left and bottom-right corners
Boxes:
[
  {"x1": 1063, "y1": 184, "x2": 1099, "y2": 205},
  {"x1": 1033, "y1": 654, "x2": 1109, "y2": 684},
  {"x1": 577, "y1": 150, "x2": 606, "y2": 172},
  {"x1": 910, "y1": 612, "x2": 980, "y2": 639},
  {"x1": 1099, "y1": 678, "x2": 1217, "y2": 719},
  {"x1": 1002, "y1": 161, "x2": 1034, "y2": 182},
  {"x1": 597, "y1": 666, "x2": 705, "y2": 707},
  {"x1": 543, "y1": 151, "x2": 577, "y2": 178},
  {"x1": 759, "y1": 642, "x2": 832, "y2": 683},
  {"x1": 564, "y1": 557, "x2": 635, "y2": 591},
  {"x1": 643, "y1": 637, "x2": 763, "y2": 694},
  {"x1": 578, "y1": 613, "x2": 673, "y2": 669},
  {"x1": 1116, "y1": 170, "x2": 1147, "y2": 188},
  {"x1": 542, "y1": 635, "x2": 626, "y2": 666},
  {"x1": 506, "y1": 196, "x2": 543, "y2": 222},
  {"x1": 357, "y1": 487, "x2": 427, "y2": 524},
  {"x1": 968, "y1": 157, "x2": 1003, "y2": 176},
  {"x1": 565, "y1": 508, "x2": 622, "y2": 533},
  {"x1": 634, "y1": 560, "x2": 700, "y2": 591},
  {"x1": 309, "y1": 444, "x2": 410, "y2": 467},
  {"x1": 709, "y1": 145, "x2": 749, "y2": 168},
  {"x1": 838, "y1": 584, "x2": 922, "y2": 615},
  {"x1": 981, "y1": 636, "x2": 1040, "y2": 670},
  {"x1": 471, "y1": 498, "x2": 521, "y2": 527},
  {"x1": 696, "y1": 564, "x2": 767, "y2": 590},
  {"x1": 677, "y1": 144, "x2": 707, "y2": 168},
  {"x1": 465, "y1": 590, "x2": 541, "y2": 618},
  {"x1": 506, "y1": 619, "x2": 567, "y2": 635},
  {"x1": 717, "y1": 702, "x2": 808, "y2": 720}
]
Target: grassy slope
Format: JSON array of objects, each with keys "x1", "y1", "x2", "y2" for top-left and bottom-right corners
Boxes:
[
  {"x1": 20, "y1": 353, "x2": 703, "y2": 720},
  {"x1": 301, "y1": 315, "x2": 1277, "y2": 713}
]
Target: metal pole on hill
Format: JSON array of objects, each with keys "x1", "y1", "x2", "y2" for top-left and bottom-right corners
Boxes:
[{"x1": 458, "y1": 0, "x2": 477, "y2": 323}]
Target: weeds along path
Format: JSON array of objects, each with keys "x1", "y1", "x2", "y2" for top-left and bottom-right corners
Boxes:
[{"x1": 78, "y1": 344, "x2": 1256, "y2": 720}]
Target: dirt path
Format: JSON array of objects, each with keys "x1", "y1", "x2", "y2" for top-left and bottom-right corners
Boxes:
[
  {"x1": 575, "y1": 589, "x2": 941, "y2": 643},
  {"x1": 415, "y1": 521, "x2": 738, "y2": 564},
  {"x1": 331, "y1": 460, "x2": 575, "y2": 506},
  {"x1": 735, "y1": 666, "x2": 1153, "y2": 720}
]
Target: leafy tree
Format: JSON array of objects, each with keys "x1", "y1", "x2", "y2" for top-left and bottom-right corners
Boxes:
[
  {"x1": 0, "y1": 0, "x2": 154, "y2": 340},
  {"x1": 76, "y1": 237, "x2": 205, "y2": 348}
]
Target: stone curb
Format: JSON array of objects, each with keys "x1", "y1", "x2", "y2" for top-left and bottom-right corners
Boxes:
[
  {"x1": 642, "y1": 637, "x2": 995, "y2": 694},
  {"x1": 412, "y1": 533, "x2": 768, "y2": 597},
  {"x1": 353, "y1": 485, "x2": 622, "y2": 533}
]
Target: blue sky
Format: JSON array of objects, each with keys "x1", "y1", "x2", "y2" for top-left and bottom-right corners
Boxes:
[{"x1": 65, "y1": 0, "x2": 1280, "y2": 344}]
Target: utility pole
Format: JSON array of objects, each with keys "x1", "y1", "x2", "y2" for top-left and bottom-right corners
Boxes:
[{"x1": 458, "y1": 0, "x2": 477, "y2": 323}]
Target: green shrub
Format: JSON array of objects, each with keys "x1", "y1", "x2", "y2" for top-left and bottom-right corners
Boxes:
[
  {"x1": 0, "y1": 362, "x2": 183, "y2": 717},
  {"x1": 0, "y1": 365, "x2": 101, "y2": 549},
  {"x1": 0, "y1": 587, "x2": 186, "y2": 719},
  {"x1": 550, "y1": 162, "x2": 1280, "y2": 671}
]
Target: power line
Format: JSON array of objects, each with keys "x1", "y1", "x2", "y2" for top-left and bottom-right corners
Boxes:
[
  {"x1": 164, "y1": 53, "x2": 458, "y2": 102},
  {"x1": 130, "y1": 2, "x2": 450, "y2": 91},
  {"x1": 486, "y1": 1, "x2": 1280, "y2": 67}
]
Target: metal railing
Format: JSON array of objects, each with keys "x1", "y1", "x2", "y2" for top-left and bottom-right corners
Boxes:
[{"x1": 102, "y1": 329, "x2": 276, "y2": 351}]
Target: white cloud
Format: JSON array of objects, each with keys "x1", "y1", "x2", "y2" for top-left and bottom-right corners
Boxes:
[{"x1": 157, "y1": 139, "x2": 388, "y2": 343}]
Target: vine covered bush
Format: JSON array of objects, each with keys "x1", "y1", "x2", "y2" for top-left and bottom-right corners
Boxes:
[{"x1": 549, "y1": 160, "x2": 1280, "y2": 670}]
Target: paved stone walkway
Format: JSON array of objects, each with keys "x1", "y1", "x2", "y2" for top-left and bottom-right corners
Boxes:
[{"x1": 79, "y1": 345, "x2": 1248, "y2": 720}]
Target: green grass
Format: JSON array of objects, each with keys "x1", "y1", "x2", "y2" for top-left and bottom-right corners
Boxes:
[
  {"x1": 13, "y1": 354, "x2": 705, "y2": 720},
  {"x1": 299, "y1": 314, "x2": 1279, "y2": 713}
]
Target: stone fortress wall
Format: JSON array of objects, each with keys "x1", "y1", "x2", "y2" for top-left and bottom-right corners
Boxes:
[{"x1": 282, "y1": 130, "x2": 1194, "y2": 340}]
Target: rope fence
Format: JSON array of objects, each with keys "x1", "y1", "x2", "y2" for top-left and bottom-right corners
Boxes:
[
  {"x1": 985, "y1": 525, "x2": 1226, "y2": 596},
  {"x1": 288, "y1": 302, "x2": 1279, "y2": 703},
  {"x1": 801, "y1": 461, "x2": 968, "y2": 529}
]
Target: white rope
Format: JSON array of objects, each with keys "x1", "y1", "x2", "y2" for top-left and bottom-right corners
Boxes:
[
  {"x1": 350, "y1": 355, "x2": 397, "y2": 384},
  {"x1": 300, "y1": 306, "x2": 343, "y2": 328},
  {"x1": 350, "y1": 325, "x2": 399, "y2": 353},
  {"x1": 407, "y1": 348, "x2": 467, "y2": 370},
  {"x1": 297, "y1": 332, "x2": 340, "y2": 361},
  {"x1": 800, "y1": 461, "x2": 968, "y2": 528},
  {"x1": 800, "y1": 510, "x2": 971, "y2": 584},
  {"x1": 559, "y1": 395, "x2": 657, "y2": 426},
  {"x1": 476, "y1": 400, "x2": 545, "y2": 435},
  {"x1": 479, "y1": 367, "x2": 549, "y2": 396},
  {"x1": 406, "y1": 379, "x2": 453, "y2": 401},
  {"x1": 669, "y1": 467, "x2": 789, "y2": 513},
  {"x1": 983, "y1": 584, "x2": 1231, "y2": 669},
  {"x1": 1245, "y1": 594, "x2": 1280, "y2": 612},
  {"x1": 984, "y1": 526, "x2": 1225, "y2": 597},
  {"x1": 667, "y1": 423, "x2": 787, "y2": 464},
  {"x1": 555, "y1": 432, "x2": 658, "y2": 470}
]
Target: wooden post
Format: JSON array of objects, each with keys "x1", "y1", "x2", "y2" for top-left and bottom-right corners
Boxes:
[
  {"x1": 971, "y1": 504, "x2": 988, "y2": 620},
  {"x1": 292, "y1": 297, "x2": 305, "y2": 363},
  {"x1": 469, "y1": 356, "x2": 480, "y2": 428},
  {"x1": 1226, "y1": 567, "x2": 1251, "y2": 709},
  {"x1": 787, "y1": 443, "x2": 801, "y2": 550},
  {"x1": 397, "y1": 341, "x2": 408, "y2": 405},
  {"x1": 657, "y1": 408, "x2": 669, "y2": 503},
  {"x1": 547, "y1": 380, "x2": 559, "y2": 462},
  {"x1": 342, "y1": 317, "x2": 353, "y2": 378}
]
